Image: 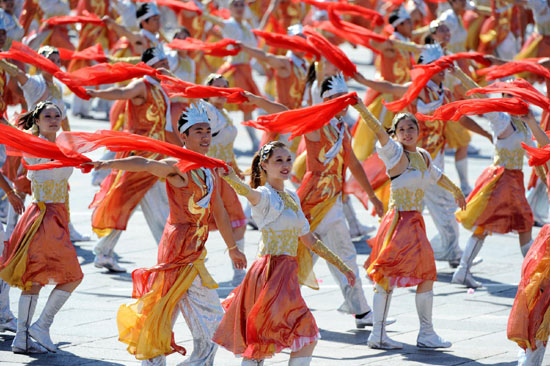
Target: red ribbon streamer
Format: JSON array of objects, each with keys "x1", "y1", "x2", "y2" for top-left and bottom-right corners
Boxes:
[
  {"x1": 134, "y1": 0, "x2": 202, "y2": 14},
  {"x1": 467, "y1": 79, "x2": 550, "y2": 111},
  {"x1": 303, "y1": 27, "x2": 357, "y2": 77},
  {"x1": 159, "y1": 74, "x2": 248, "y2": 104},
  {"x1": 522, "y1": 143, "x2": 550, "y2": 167},
  {"x1": 252, "y1": 29, "x2": 320, "y2": 59},
  {"x1": 243, "y1": 92, "x2": 358, "y2": 139},
  {"x1": 477, "y1": 59, "x2": 550, "y2": 81},
  {"x1": 57, "y1": 43, "x2": 108, "y2": 63},
  {"x1": 416, "y1": 97, "x2": 529, "y2": 122},
  {"x1": 58, "y1": 62, "x2": 158, "y2": 86},
  {"x1": 44, "y1": 12, "x2": 104, "y2": 26},
  {"x1": 167, "y1": 38, "x2": 240, "y2": 57}
]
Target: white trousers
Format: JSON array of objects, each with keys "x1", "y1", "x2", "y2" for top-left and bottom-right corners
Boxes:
[
  {"x1": 94, "y1": 181, "x2": 169, "y2": 256},
  {"x1": 314, "y1": 200, "x2": 371, "y2": 315},
  {"x1": 527, "y1": 179, "x2": 549, "y2": 224}
]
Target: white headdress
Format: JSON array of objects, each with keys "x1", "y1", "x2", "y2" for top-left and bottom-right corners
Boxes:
[
  {"x1": 201, "y1": 100, "x2": 225, "y2": 135},
  {"x1": 136, "y1": 2, "x2": 160, "y2": 24},
  {"x1": 321, "y1": 73, "x2": 348, "y2": 99},
  {"x1": 419, "y1": 43, "x2": 444, "y2": 65},
  {"x1": 405, "y1": 0, "x2": 426, "y2": 16},
  {"x1": 390, "y1": 7, "x2": 411, "y2": 28},
  {"x1": 179, "y1": 102, "x2": 211, "y2": 134},
  {"x1": 287, "y1": 24, "x2": 304, "y2": 36},
  {"x1": 145, "y1": 46, "x2": 166, "y2": 66}
]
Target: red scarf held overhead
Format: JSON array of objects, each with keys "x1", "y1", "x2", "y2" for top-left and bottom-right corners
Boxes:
[
  {"x1": 134, "y1": 0, "x2": 202, "y2": 14},
  {"x1": 242, "y1": 92, "x2": 358, "y2": 139},
  {"x1": 415, "y1": 97, "x2": 529, "y2": 122},
  {"x1": 57, "y1": 43, "x2": 108, "y2": 63},
  {"x1": 296, "y1": 0, "x2": 385, "y2": 26},
  {"x1": 0, "y1": 124, "x2": 92, "y2": 172},
  {"x1": 54, "y1": 130, "x2": 227, "y2": 173},
  {"x1": 303, "y1": 27, "x2": 357, "y2": 77},
  {"x1": 252, "y1": 30, "x2": 320, "y2": 59},
  {"x1": 467, "y1": 79, "x2": 550, "y2": 111},
  {"x1": 312, "y1": 21, "x2": 379, "y2": 54},
  {"x1": 44, "y1": 11, "x2": 104, "y2": 26},
  {"x1": 58, "y1": 62, "x2": 158, "y2": 86},
  {"x1": 166, "y1": 38, "x2": 240, "y2": 57},
  {"x1": 159, "y1": 74, "x2": 248, "y2": 103},
  {"x1": 0, "y1": 42, "x2": 89, "y2": 100},
  {"x1": 478, "y1": 59, "x2": 550, "y2": 81}
]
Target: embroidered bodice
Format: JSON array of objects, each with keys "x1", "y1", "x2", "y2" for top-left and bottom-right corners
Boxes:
[
  {"x1": 252, "y1": 184, "x2": 310, "y2": 257},
  {"x1": 486, "y1": 113, "x2": 530, "y2": 170},
  {"x1": 25, "y1": 150, "x2": 72, "y2": 204},
  {"x1": 377, "y1": 139, "x2": 441, "y2": 211}
]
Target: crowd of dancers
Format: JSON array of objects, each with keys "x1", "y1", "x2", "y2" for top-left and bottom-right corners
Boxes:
[{"x1": 0, "y1": 0, "x2": 548, "y2": 365}]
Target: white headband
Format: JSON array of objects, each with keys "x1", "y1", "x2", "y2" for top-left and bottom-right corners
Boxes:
[
  {"x1": 137, "y1": 2, "x2": 160, "y2": 24},
  {"x1": 419, "y1": 43, "x2": 444, "y2": 64},
  {"x1": 391, "y1": 7, "x2": 411, "y2": 28},
  {"x1": 145, "y1": 46, "x2": 166, "y2": 66},
  {"x1": 321, "y1": 73, "x2": 348, "y2": 99},
  {"x1": 179, "y1": 102, "x2": 211, "y2": 134}
]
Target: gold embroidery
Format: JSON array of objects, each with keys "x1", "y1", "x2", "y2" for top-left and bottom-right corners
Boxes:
[
  {"x1": 208, "y1": 143, "x2": 234, "y2": 162},
  {"x1": 494, "y1": 148, "x2": 524, "y2": 170},
  {"x1": 31, "y1": 179, "x2": 68, "y2": 203},
  {"x1": 277, "y1": 191, "x2": 299, "y2": 213},
  {"x1": 260, "y1": 227, "x2": 301, "y2": 256},
  {"x1": 389, "y1": 187, "x2": 424, "y2": 211}
]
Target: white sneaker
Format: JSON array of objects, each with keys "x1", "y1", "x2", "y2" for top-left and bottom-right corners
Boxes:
[
  {"x1": 94, "y1": 254, "x2": 127, "y2": 273},
  {"x1": 417, "y1": 330, "x2": 452, "y2": 348}
]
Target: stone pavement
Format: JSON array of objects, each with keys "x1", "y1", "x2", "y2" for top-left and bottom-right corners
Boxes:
[{"x1": 0, "y1": 44, "x2": 542, "y2": 365}]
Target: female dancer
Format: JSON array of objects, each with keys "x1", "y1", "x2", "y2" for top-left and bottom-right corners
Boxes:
[
  {"x1": 91, "y1": 103, "x2": 247, "y2": 366},
  {"x1": 0, "y1": 102, "x2": 83, "y2": 354},
  {"x1": 454, "y1": 110, "x2": 535, "y2": 288},
  {"x1": 356, "y1": 102, "x2": 465, "y2": 349},
  {"x1": 213, "y1": 141, "x2": 355, "y2": 366},
  {"x1": 508, "y1": 112, "x2": 550, "y2": 366}
]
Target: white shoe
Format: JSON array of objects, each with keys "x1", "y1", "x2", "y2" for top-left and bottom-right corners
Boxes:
[
  {"x1": 355, "y1": 311, "x2": 396, "y2": 328},
  {"x1": 367, "y1": 286, "x2": 403, "y2": 350},
  {"x1": 0, "y1": 280, "x2": 16, "y2": 333},
  {"x1": 0, "y1": 315, "x2": 16, "y2": 333},
  {"x1": 12, "y1": 295, "x2": 47, "y2": 354},
  {"x1": 415, "y1": 291, "x2": 451, "y2": 349},
  {"x1": 94, "y1": 254, "x2": 127, "y2": 273},
  {"x1": 68, "y1": 222, "x2": 91, "y2": 242},
  {"x1": 29, "y1": 289, "x2": 71, "y2": 352}
]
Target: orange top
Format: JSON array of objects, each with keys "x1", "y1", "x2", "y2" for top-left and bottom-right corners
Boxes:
[
  {"x1": 124, "y1": 80, "x2": 167, "y2": 141},
  {"x1": 415, "y1": 87, "x2": 451, "y2": 158},
  {"x1": 376, "y1": 33, "x2": 413, "y2": 84},
  {"x1": 298, "y1": 122, "x2": 352, "y2": 227},
  {"x1": 275, "y1": 58, "x2": 307, "y2": 110}
]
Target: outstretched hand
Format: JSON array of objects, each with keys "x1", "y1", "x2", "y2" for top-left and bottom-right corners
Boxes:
[
  {"x1": 229, "y1": 248, "x2": 247, "y2": 270},
  {"x1": 81, "y1": 161, "x2": 109, "y2": 170},
  {"x1": 456, "y1": 193, "x2": 467, "y2": 211},
  {"x1": 370, "y1": 195, "x2": 384, "y2": 217},
  {"x1": 345, "y1": 270, "x2": 356, "y2": 287}
]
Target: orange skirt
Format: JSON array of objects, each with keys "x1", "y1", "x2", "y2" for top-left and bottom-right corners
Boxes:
[
  {"x1": 508, "y1": 224, "x2": 550, "y2": 350},
  {"x1": 208, "y1": 178, "x2": 246, "y2": 231},
  {"x1": 217, "y1": 63, "x2": 260, "y2": 113},
  {"x1": 213, "y1": 255, "x2": 319, "y2": 360},
  {"x1": 366, "y1": 209, "x2": 436, "y2": 291},
  {"x1": 456, "y1": 166, "x2": 533, "y2": 234},
  {"x1": 0, "y1": 202, "x2": 83, "y2": 290}
]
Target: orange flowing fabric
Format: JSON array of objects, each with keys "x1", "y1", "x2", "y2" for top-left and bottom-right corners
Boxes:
[
  {"x1": 303, "y1": 27, "x2": 357, "y2": 77},
  {"x1": 0, "y1": 202, "x2": 83, "y2": 291},
  {"x1": 456, "y1": 166, "x2": 533, "y2": 234},
  {"x1": 0, "y1": 42, "x2": 89, "y2": 99},
  {"x1": 366, "y1": 209, "x2": 436, "y2": 292},
  {"x1": 508, "y1": 224, "x2": 550, "y2": 350},
  {"x1": 213, "y1": 255, "x2": 319, "y2": 359},
  {"x1": 251, "y1": 30, "x2": 320, "y2": 59},
  {"x1": 327, "y1": 8, "x2": 387, "y2": 43},
  {"x1": 243, "y1": 92, "x2": 358, "y2": 139},
  {"x1": 478, "y1": 59, "x2": 550, "y2": 81},
  {"x1": 166, "y1": 38, "x2": 240, "y2": 57},
  {"x1": 0, "y1": 125, "x2": 92, "y2": 171},
  {"x1": 416, "y1": 97, "x2": 529, "y2": 122},
  {"x1": 58, "y1": 43, "x2": 108, "y2": 63},
  {"x1": 467, "y1": 79, "x2": 550, "y2": 111}
]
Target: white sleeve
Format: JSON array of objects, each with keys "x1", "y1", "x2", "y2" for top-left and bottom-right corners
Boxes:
[
  {"x1": 375, "y1": 138, "x2": 403, "y2": 171},
  {"x1": 289, "y1": 190, "x2": 310, "y2": 236},
  {"x1": 485, "y1": 112, "x2": 510, "y2": 139},
  {"x1": 21, "y1": 76, "x2": 45, "y2": 109},
  {"x1": 420, "y1": 149, "x2": 443, "y2": 184}
]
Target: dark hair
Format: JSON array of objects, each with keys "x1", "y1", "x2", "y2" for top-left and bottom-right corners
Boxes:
[
  {"x1": 17, "y1": 101, "x2": 61, "y2": 131},
  {"x1": 388, "y1": 112, "x2": 419, "y2": 136},
  {"x1": 141, "y1": 47, "x2": 158, "y2": 64},
  {"x1": 205, "y1": 73, "x2": 226, "y2": 86},
  {"x1": 320, "y1": 75, "x2": 338, "y2": 99},
  {"x1": 305, "y1": 62, "x2": 317, "y2": 88},
  {"x1": 250, "y1": 141, "x2": 288, "y2": 189},
  {"x1": 136, "y1": 3, "x2": 156, "y2": 28},
  {"x1": 174, "y1": 27, "x2": 191, "y2": 40},
  {"x1": 424, "y1": 34, "x2": 435, "y2": 45},
  {"x1": 388, "y1": 10, "x2": 401, "y2": 27},
  {"x1": 177, "y1": 113, "x2": 190, "y2": 136}
]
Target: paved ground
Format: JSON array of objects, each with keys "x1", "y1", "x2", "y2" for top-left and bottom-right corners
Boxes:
[{"x1": 0, "y1": 44, "x2": 544, "y2": 365}]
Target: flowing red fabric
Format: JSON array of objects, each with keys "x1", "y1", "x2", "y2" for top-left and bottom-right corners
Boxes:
[
  {"x1": 0, "y1": 42, "x2": 89, "y2": 100},
  {"x1": 478, "y1": 59, "x2": 550, "y2": 81},
  {"x1": 437, "y1": 52, "x2": 492, "y2": 67},
  {"x1": 44, "y1": 12, "x2": 104, "y2": 26},
  {"x1": 467, "y1": 79, "x2": 550, "y2": 111},
  {"x1": 522, "y1": 143, "x2": 550, "y2": 167},
  {"x1": 0, "y1": 125, "x2": 92, "y2": 172},
  {"x1": 242, "y1": 92, "x2": 358, "y2": 139},
  {"x1": 252, "y1": 30, "x2": 319, "y2": 59},
  {"x1": 52, "y1": 130, "x2": 228, "y2": 173},
  {"x1": 166, "y1": 38, "x2": 240, "y2": 57},
  {"x1": 208, "y1": 3, "x2": 230, "y2": 19},
  {"x1": 57, "y1": 43, "x2": 108, "y2": 63},
  {"x1": 312, "y1": 21, "x2": 380, "y2": 54},
  {"x1": 159, "y1": 75, "x2": 248, "y2": 104},
  {"x1": 416, "y1": 97, "x2": 529, "y2": 122},
  {"x1": 303, "y1": 27, "x2": 357, "y2": 77},
  {"x1": 296, "y1": 0, "x2": 384, "y2": 26},
  {"x1": 327, "y1": 9, "x2": 387, "y2": 43},
  {"x1": 135, "y1": 0, "x2": 202, "y2": 14},
  {"x1": 59, "y1": 62, "x2": 158, "y2": 86}
]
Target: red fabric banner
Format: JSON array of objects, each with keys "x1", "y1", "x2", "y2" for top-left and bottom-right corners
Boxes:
[
  {"x1": 467, "y1": 79, "x2": 550, "y2": 111},
  {"x1": 242, "y1": 92, "x2": 358, "y2": 139},
  {"x1": 44, "y1": 12, "x2": 104, "y2": 26},
  {"x1": 478, "y1": 59, "x2": 550, "y2": 81},
  {"x1": 416, "y1": 97, "x2": 529, "y2": 121},
  {"x1": 134, "y1": 0, "x2": 202, "y2": 14},
  {"x1": 252, "y1": 29, "x2": 320, "y2": 58},
  {"x1": 303, "y1": 27, "x2": 357, "y2": 77},
  {"x1": 59, "y1": 62, "x2": 158, "y2": 86},
  {"x1": 166, "y1": 38, "x2": 240, "y2": 57},
  {"x1": 159, "y1": 75, "x2": 248, "y2": 104},
  {"x1": 57, "y1": 43, "x2": 108, "y2": 63}
]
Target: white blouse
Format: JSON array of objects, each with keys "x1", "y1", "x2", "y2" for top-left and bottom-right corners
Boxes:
[{"x1": 252, "y1": 184, "x2": 310, "y2": 257}]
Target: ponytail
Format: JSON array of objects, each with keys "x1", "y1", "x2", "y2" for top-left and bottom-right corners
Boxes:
[
  {"x1": 17, "y1": 101, "x2": 60, "y2": 134},
  {"x1": 250, "y1": 152, "x2": 263, "y2": 189}
]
